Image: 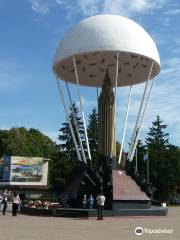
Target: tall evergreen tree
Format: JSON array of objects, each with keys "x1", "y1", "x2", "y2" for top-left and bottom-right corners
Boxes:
[
  {"x1": 163, "y1": 145, "x2": 180, "y2": 195},
  {"x1": 145, "y1": 115, "x2": 170, "y2": 200},
  {"x1": 134, "y1": 140, "x2": 147, "y2": 176},
  {"x1": 49, "y1": 151, "x2": 72, "y2": 191},
  {"x1": 52, "y1": 103, "x2": 86, "y2": 191},
  {"x1": 146, "y1": 115, "x2": 169, "y2": 149},
  {"x1": 58, "y1": 103, "x2": 85, "y2": 163},
  {"x1": 87, "y1": 108, "x2": 98, "y2": 163}
]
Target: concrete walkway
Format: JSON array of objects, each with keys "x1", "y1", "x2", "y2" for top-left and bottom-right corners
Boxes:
[{"x1": 0, "y1": 207, "x2": 179, "y2": 240}]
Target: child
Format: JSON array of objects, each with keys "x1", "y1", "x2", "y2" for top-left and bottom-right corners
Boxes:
[
  {"x1": 88, "y1": 194, "x2": 94, "y2": 209},
  {"x1": 82, "y1": 194, "x2": 87, "y2": 209}
]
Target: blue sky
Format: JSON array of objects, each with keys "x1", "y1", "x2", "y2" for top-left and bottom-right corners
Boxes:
[{"x1": 0, "y1": 0, "x2": 180, "y2": 150}]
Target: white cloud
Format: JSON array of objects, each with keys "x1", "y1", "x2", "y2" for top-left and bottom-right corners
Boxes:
[
  {"x1": 76, "y1": 0, "x2": 100, "y2": 16},
  {"x1": 102, "y1": 0, "x2": 154, "y2": 16},
  {"x1": 56, "y1": 0, "x2": 63, "y2": 5},
  {"x1": 31, "y1": 0, "x2": 49, "y2": 14},
  {"x1": 165, "y1": 8, "x2": 180, "y2": 15},
  {"x1": 75, "y1": 0, "x2": 167, "y2": 17},
  {"x1": 52, "y1": 0, "x2": 167, "y2": 19}
]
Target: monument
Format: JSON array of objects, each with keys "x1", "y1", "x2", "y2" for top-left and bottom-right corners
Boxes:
[
  {"x1": 52, "y1": 15, "x2": 167, "y2": 216},
  {"x1": 98, "y1": 70, "x2": 116, "y2": 158}
]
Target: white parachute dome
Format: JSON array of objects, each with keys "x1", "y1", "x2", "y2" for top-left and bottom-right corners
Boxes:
[{"x1": 53, "y1": 15, "x2": 160, "y2": 87}]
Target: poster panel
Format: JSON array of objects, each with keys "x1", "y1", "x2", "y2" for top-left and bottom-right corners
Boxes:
[
  {"x1": 0, "y1": 156, "x2": 49, "y2": 185},
  {"x1": 0, "y1": 156, "x2": 11, "y2": 182},
  {"x1": 10, "y1": 157, "x2": 46, "y2": 184}
]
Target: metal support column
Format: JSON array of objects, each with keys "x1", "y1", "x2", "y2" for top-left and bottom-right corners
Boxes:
[
  {"x1": 65, "y1": 81, "x2": 87, "y2": 164},
  {"x1": 118, "y1": 85, "x2": 132, "y2": 165},
  {"x1": 73, "y1": 56, "x2": 92, "y2": 161},
  {"x1": 55, "y1": 77, "x2": 82, "y2": 162}
]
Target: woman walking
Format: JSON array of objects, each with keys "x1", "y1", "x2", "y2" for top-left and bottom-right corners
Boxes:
[
  {"x1": 2, "y1": 189, "x2": 8, "y2": 215},
  {"x1": 12, "y1": 192, "x2": 21, "y2": 216}
]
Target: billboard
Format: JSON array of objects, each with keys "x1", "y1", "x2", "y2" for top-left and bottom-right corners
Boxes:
[
  {"x1": 0, "y1": 156, "x2": 49, "y2": 186},
  {"x1": 0, "y1": 156, "x2": 11, "y2": 182},
  {"x1": 0, "y1": 158, "x2": 3, "y2": 180}
]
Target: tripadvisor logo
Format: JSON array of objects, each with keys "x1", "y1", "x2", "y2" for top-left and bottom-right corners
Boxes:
[
  {"x1": 135, "y1": 226, "x2": 173, "y2": 235},
  {"x1": 135, "y1": 227, "x2": 143, "y2": 236}
]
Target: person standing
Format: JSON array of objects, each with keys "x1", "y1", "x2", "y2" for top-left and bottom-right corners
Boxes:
[
  {"x1": 88, "y1": 194, "x2": 94, "y2": 209},
  {"x1": 0, "y1": 192, "x2": 2, "y2": 209},
  {"x1": 12, "y1": 192, "x2": 21, "y2": 216},
  {"x1": 96, "y1": 193, "x2": 105, "y2": 220},
  {"x1": 2, "y1": 189, "x2": 8, "y2": 215},
  {"x1": 82, "y1": 194, "x2": 87, "y2": 209}
]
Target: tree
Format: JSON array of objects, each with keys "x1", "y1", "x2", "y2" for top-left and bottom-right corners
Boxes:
[
  {"x1": 51, "y1": 103, "x2": 86, "y2": 192},
  {"x1": 49, "y1": 151, "x2": 71, "y2": 191},
  {"x1": 53, "y1": 104, "x2": 99, "y2": 193},
  {"x1": 87, "y1": 108, "x2": 98, "y2": 164},
  {"x1": 1, "y1": 127, "x2": 30, "y2": 156},
  {"x1": 27, "y1": 128, "x2": 57, "y2": 158},
  {"x1": 145, "y1": 116, "x2": 170, "y2": 200},
  {"x1": 136, "y1": 140, "x2": 147, "y2": 176},
  {"x1": 145, "y1": 115, "x2": 169, "y2": 181},
  {"x1": 58, "y1": 103, "x2": 85, "y2": 163},
  {"x1": 0, "y1": 127, "x2": 57, "y2": 158},
  {"x1": 146, "y1": 115, "x2": 169, "y2": 149},
  {"x1": 161, "y1": 145, "x2": 180, "y2": 200}
]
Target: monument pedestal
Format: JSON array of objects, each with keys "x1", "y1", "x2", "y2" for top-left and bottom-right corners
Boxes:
[{"x1": 112, "y1": 170, "x2": 151, "y2": 210}]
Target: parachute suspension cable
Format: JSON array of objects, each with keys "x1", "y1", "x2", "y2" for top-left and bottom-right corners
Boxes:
[
  {"x1": 65, "y1": 81, "x2": 87, "y2": 164},
  {"x1": 97, "y1": 86, "x2": 99, "y2": 105},
  {"x1": 135, "y1": 148, "x2": 138, "y2": 174},
  {"x1": 129, "y1": 77, "x2": 156, "y2": 162},
  {"x1": 55, "y1": 77, "x2": 82, "y2": 162},
  {"x1": 127, "y1": 61, "x2": 154, "y2": 160},
  {"x1": 96, "y1": 86, "x2": 99, "y2": 116},
  {"x1": 73, "y1": 56, "x2": 92, "y2": 161},
  {"x1": 118, "y1": 85, "x2": 132, "y2": 165},
  {"x1": 110, "y1": 51, "x2": 119, "y2": 158}
]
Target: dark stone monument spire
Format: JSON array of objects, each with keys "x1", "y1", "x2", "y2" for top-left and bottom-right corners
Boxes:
[{"x1": 98, "y1": 70, "x2": 116, "y2": 158}]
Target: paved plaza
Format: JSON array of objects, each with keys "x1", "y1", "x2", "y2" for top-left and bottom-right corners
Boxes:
[{"x1": 0, "y1": 207, "x2": 179, "y2": 240}]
